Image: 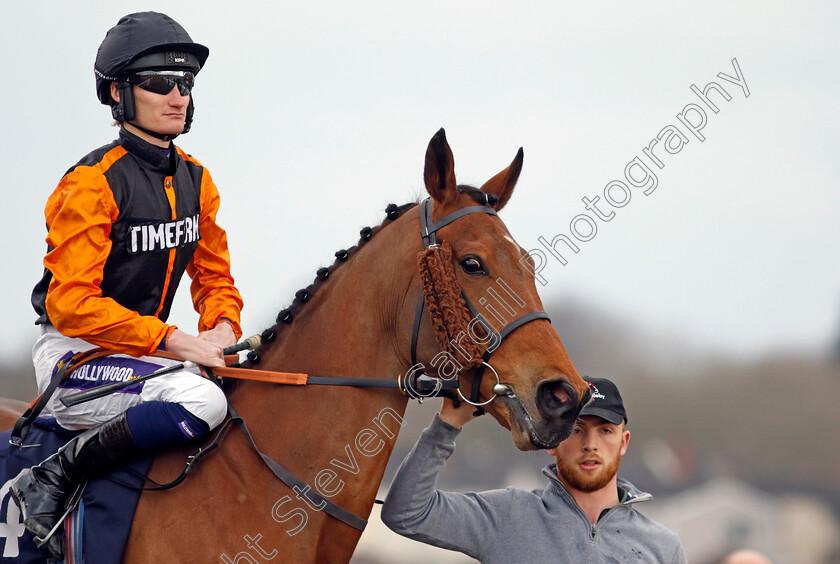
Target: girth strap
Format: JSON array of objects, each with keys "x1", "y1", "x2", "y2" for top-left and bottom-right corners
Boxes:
[
  {"x1": 101, "y1": 401, "x2": 370, "y2": 531},
  {"x1": 225, "y1": 402, "x2": 369, "y2": 531},
  {"x1": 108, "y1": 388, "x2": 371, "y2": 531}
]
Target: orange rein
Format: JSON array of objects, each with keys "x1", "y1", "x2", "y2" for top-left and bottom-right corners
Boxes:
[
  {"x1": 139, "y1": 350, "x2": 313, "y2": 387},
  {"x1": 52, "y1": 348, "x2": 311, "y2": 391},
  {"x1": 201, "y1": 364, "x2": 308, "y2": 386},
  {"x1": 146, "y1": 349, "x2": 311, "y2": 386}
]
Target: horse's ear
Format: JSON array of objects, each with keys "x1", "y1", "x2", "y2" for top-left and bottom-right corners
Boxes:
[
  {"x1": 480, "y1": 147, "x2": 523, "y2": 212},
  {"x1": 424, "y1": 128, "x2": 458, "y2": 205}
]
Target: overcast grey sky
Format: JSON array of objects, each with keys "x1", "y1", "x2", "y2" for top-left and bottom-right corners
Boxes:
[{"x1": 1, "y1": 1, "x2": 837, "y2": 366}]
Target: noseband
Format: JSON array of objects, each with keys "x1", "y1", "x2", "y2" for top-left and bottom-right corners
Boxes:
[{"x1": 408, "y1": 197, "x2": 551, "y2": 412}]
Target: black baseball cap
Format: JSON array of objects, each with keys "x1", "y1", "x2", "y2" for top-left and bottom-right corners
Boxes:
[{"x1": 580, "y1": 377, "x2": 627, "y2": 424}]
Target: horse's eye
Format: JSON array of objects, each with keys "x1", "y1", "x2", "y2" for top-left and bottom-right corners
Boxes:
[{"x1": 460, "y1": 257, "x2": 486, "y2": 275}]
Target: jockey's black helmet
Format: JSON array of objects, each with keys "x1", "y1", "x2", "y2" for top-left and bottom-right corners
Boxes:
[{"x1": 94, "y1": 12, "x2": 209, "y2": 136}]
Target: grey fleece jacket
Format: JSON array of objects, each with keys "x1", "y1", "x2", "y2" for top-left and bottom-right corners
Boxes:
[{"x1": 381, "y1": 415, "x2": 687, "y2": 564}]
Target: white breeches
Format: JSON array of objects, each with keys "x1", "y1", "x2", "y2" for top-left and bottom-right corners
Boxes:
[{"x1": 33, "y1": 325, "x2": 228, "y2": 431}]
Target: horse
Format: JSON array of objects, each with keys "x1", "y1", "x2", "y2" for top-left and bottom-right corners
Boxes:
[{"x1": 0, "y1": 129, "x2": 590, "y2": 562}]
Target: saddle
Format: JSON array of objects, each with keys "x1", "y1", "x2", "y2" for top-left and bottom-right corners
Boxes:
[{"x1": 1, "y1": 348, "x2": 207, "y2": 563}]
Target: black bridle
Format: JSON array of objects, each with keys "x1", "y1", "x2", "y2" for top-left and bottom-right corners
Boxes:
[{"x1": 408, "y1": 197, "x2": 551, "y2": 412}]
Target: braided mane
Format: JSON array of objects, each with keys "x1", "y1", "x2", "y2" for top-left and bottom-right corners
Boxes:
[
  {"x1": 242, "y1": 202, "x2": 418, "y2": 365},
  {"x1": 242, "y1": 188, "x2": 494, "y2": 367}
]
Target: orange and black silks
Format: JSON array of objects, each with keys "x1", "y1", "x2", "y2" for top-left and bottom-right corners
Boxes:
[{"x1": 31, "y1": 128, "x2": 243, "y2": 357}]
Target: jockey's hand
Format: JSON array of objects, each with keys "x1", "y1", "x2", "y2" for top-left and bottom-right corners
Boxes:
[
  {"x1": 167, "y1": 329, "x2": 226, "y2": 368},
  {"x1": 439, "y1": 397, "x2": 477, "y2": 429},
  {"x1": 198, "y1": 322, "x2": 237, "y2": 349}
]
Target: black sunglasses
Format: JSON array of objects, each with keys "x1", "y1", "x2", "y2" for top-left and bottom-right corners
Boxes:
[{"x1": 126, "y1": 71, "x2": 195, "y2": 96}]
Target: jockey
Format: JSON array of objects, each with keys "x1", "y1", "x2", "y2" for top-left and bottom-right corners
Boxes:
[{"x1": 11, "y1": 12, "x2": 243, "y2": 559}]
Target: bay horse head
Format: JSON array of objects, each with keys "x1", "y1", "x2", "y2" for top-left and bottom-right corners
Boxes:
[{"x1": 413, "y1": 128, "x2": 591, "y2": 449}]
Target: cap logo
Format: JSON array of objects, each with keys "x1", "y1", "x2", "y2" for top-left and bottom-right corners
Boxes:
[
  {"x1": 166, "y1": 52, "x2": 189, "y2": 64},
  {"x1": 584, "y1": 382, "x2": 606, "y2": 407},
  {"x1": 587, "y1": 382, "x2": 605, "y2": 404}
]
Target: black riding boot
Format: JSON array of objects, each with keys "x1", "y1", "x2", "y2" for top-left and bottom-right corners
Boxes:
[{"x1": 10, "y1": 413, "x2": 137, "y2": 559}]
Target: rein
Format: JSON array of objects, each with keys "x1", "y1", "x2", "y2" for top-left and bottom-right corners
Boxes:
[{"x1": 202, "y1": 364, "x2": 461, "y2": 397}]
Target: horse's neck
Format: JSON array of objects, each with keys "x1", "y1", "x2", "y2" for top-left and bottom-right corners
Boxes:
[
  {"x1": 258, "y1": 208, "x2": 422, "y2": 377},
  {"x1": 222, "y1": 211, "x2": 422, "y2": 527}
]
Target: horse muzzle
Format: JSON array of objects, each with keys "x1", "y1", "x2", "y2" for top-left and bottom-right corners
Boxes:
[{"x1": 498, "y1": 377, "x2": 590, "y2": 450}]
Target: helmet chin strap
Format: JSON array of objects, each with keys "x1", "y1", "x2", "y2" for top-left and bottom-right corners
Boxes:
[{"x1": 112, "y1": 82, "x2": 194, "y2": 142}]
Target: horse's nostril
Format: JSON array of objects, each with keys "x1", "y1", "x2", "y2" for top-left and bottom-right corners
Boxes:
[
  {"x1": 550, "y1": 381, "x2": 569, "y2": 404},
  {"x1": 531, "y1": 379, "x2": 583, "y2": 444},
  {"x1": 537, "y1": 379, "x2": 578, "y2": 418}
]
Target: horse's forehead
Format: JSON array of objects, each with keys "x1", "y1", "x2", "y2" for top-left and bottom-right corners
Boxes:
[
  {"x1": 502, "y1": 233, "x2": 521, "y2": 251},
  {"x1": 497, "y1": 231, "x2": 526, "y2": 257},
  {"x1": 453, "y1": 213, "x2": 526, "y2": 257}
]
